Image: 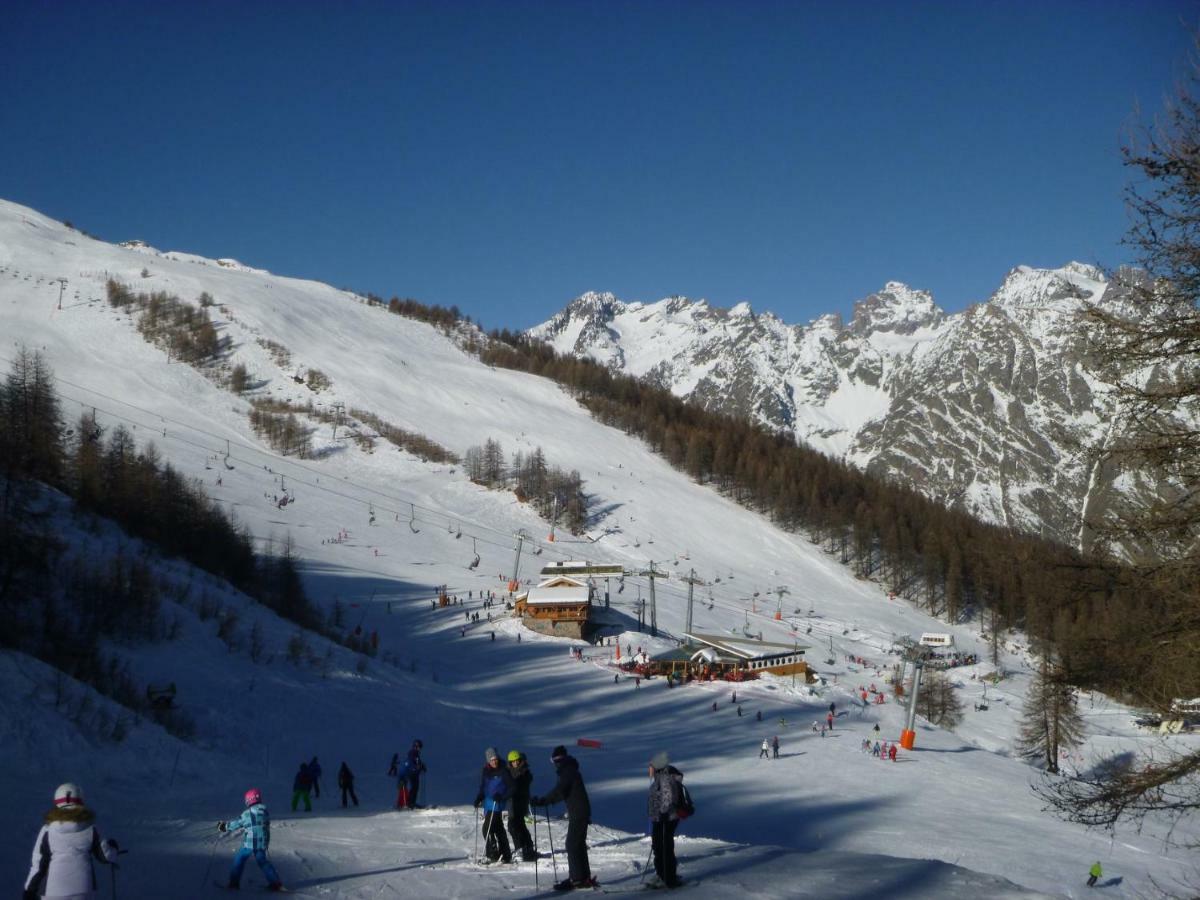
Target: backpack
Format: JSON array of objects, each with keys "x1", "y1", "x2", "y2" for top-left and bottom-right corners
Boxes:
[{"x1": 675, "y1": 782, "x2": 696, "y2": 819}]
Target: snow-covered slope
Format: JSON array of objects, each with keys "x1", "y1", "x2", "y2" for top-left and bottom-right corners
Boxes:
[
  {"x1": 531, "y1": 267, "x2": 1161, "y2": 555},
  {"x1": 1, "y1": 197, "x2": 1195, "y2": 898}
]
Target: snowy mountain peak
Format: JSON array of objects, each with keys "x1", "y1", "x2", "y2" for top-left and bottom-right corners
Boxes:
[
  {"x1": 848, "y1": 281, "x2": 944, "y2": 336},
  {"x1": 991, "y1": 262, "x2": 1108, "y2": 311}
]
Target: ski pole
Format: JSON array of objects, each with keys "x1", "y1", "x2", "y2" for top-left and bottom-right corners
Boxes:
[
  {"x1": 639, "y1": 828, "x2": 654, "y2": 884},
  {"x1": 482, "y1": 808, "x2": 494, "y2": 863},
  {"x1": 532, "y1": 812, "x2": 539, "y2": 891},
  {"x1": 473, "y1": 805, "x2": 480, "y2": 862},
  {"x1": 544, "y1": 807, "x2": 558, "y2": 882}
]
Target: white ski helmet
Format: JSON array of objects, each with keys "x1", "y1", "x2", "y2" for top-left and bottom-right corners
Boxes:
[{"x1": 54, "y1": 783, "x2": 84, "y2": 808}]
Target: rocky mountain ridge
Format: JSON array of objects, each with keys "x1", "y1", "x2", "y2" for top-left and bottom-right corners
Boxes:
[{"x1": 531, "y1": 264, "x2": 1146, "y2": 551}]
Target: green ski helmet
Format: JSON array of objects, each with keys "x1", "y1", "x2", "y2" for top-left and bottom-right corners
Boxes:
[{"x1": 507, "y1": 750, "x2": 525, "y2": 763}]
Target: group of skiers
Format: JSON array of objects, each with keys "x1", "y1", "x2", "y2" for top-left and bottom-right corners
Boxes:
[{"x1": 391, "y1": 739, "x2": 427, "y2": 809}]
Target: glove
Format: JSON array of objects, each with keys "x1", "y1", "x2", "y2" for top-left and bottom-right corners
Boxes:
[
  {"x1": 473, "y1": 796, "x2": 483, "y2": 809},
  {"x1": 105, "y1": 838, "x2": 120, "y2": 851},
  {"x1": 217, "y1": 821, "x2": 227, "y2": 833}
]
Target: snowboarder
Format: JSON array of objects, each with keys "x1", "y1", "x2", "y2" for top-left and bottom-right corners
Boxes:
[
  {"x1": 506, "y1": 750, "x2": 538, "y2": 861},
  {"x1": 473, "y1": 747, "x2": 515, "y2": 863},
  {"x1": 309, "y1": 756, "x2": 323, "y2": 798},
  {"x1": 405, "y1": 740, "x2": 426, "y2": 808},
  {"x1": 1087, "y1": 861, "x2": 1102, "y2": 887},
  {"x1": 772, "y1": 735, "x2": 780, "y2": 759},
  {"x1": 23, "y1": 783, "x2": 120, "y2": 900},
  {"x1": 338, "y1": 762, "x2": 358, "y2": 807},
  {"x1": 759, "y1": 739, "x2": 770, "y2": 759},
  {"x1": 646, "y1": 752, "x2": 685, "y2": 889},
  {"x1": 531, "y1": 745, "x2": 593, "y2": 891},
  {"x1": 291, "y1": 763, "x2": 313, "y2": 812},
  {"x1": 217, "y1": 788, "x2": 284, "y2": 892}
]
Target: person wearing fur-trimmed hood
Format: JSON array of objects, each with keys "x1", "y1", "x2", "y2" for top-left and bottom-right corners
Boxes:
[
  {"x1": 646, "y1": 752, "x2": 685, "y2": 889},
  {"x1": 23, "y1": 783, "x2": 119, "y2": 900}
]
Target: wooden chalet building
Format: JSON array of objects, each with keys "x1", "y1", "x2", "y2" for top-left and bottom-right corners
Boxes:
[
  {"x1": 514, "y1": 574, "x2": 595, "y2": 640},
  {"x1": 644, "y1": 632, "x2": 813, "y2": 682}
]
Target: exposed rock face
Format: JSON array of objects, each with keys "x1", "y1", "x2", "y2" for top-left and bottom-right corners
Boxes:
[{"x1": 531, "y1": 265, "x2": 1155, "y2": 552}]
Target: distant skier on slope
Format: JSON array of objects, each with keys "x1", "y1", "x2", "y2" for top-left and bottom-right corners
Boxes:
[
  {"x1": 759, "y1": 739, "x2": 770, "y2": 759},
  {"x1": 291, "y1": 763, "x2": 313, "y2": 812},
  {"x1": 309, "y1": 756, "x2": 323, "y2": 798},
  {"x1": 405, "y1": 740, "x2": 426, "y2": 808},
  {"x1": 23, "y1": 783, "x2": 120, "y2": 900},
  {"x1": 338, "y1": 762, "x2": 358, "y2": 807},
  {"x1": 217, "y1": 788, "x2": 284, "y2": 892}
]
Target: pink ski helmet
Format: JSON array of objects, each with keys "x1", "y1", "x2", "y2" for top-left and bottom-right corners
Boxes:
[{"x1": 243, "y1": 787, "x2": 262, "y2": 807}]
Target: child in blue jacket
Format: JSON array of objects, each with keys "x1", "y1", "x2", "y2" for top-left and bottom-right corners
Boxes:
[{"x1": 218, "y1": 788, "x2": 284, "y2": 892}]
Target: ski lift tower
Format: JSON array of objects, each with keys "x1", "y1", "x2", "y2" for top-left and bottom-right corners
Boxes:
[
  {"x1": 508, "y1": 529, "x2": 529, "y2": 593},
  {"x1": 630, "y1": 561, "x2": 662, "y2": 637},
  {"x1": 679, "y1": 569, "x2": 706, "y2": 647},
  {"x1": 897, "y1": 633, "x2": 954, "y2": 749}
]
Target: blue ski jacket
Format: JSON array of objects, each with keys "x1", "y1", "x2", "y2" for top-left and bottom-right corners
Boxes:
[{"x1": 224, "y1": 803, "x2": 271, "y2": 852}]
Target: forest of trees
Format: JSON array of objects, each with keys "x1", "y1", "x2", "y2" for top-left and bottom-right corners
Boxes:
[
  {"x1": 107, "y1": 280, "x2": 228, "y2": 365},
  {"x1": 0, "y1": 349, "x2": 324, "y2": 738}
]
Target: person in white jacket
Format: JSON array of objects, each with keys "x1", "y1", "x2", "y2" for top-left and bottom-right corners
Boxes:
[{"x1": 23, "y1": 783, "x2": 119, "y2": 900}]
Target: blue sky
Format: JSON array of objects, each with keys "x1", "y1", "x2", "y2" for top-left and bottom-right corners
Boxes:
[{"x1": 1, "y1": 1, "x2": 1195, "y2": 329}]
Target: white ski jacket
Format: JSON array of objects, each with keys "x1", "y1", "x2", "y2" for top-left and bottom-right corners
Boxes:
[{"x1": 24, "y1": 807, "x2": 117, "y2": 900}]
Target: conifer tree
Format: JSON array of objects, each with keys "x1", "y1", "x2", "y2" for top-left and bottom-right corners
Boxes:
[{"x1": 1018, "y1": 651, "x2": 1085, "y2": 775}]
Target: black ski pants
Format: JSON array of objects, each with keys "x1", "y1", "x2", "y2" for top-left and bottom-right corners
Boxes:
[
  {"x1": 651, "y1": 817, "x2": 678, "y2": 885},
  {"x1": 483, "y1": 808, "x2": 512, "y2": 861},
  {"x1": 564, "y1": 817, "x2": 590, "y2": 883},
  {"x1": 341, "y1": 784, "x2": 358, "y2": 807},
  {"x1": 508, "y1": 809, "x2": 534, "y2": 859}
]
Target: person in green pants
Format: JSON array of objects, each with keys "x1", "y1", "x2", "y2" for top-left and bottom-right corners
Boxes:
[{"x1": 291, "y1": 762, "x2": 313, "y2": 812}]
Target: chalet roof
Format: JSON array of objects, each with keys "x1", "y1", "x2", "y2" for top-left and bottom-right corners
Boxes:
[
  {"x1": 683, "y1": 632, "x2": 809, "y2": 660},
  {"x1": 524, "y1": 582, "x2": 590, "y2": 606}
]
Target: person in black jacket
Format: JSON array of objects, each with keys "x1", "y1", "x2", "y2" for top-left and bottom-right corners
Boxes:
[
  {"x1": 531, "y1": 745, "x2": 592, "y2": 891},
  {"x1": 473, "y1": 747, "x2": 516, "y2": 863},
  {"x1": 337, "y1": 762, "x2": 358, "y2": 808},
  {"x1": 506, "y1": 750, "x2": 537, "y2": 861}
]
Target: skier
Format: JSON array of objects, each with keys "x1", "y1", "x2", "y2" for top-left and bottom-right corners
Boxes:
[
  {"x1": 473, "y1": 747, "x2": 514, "y2": 863},
  {"x1": 531, "y1": 745, "x2": 593, "y2": 891},
  {"x1": 772, "y1": 735, "x2": 780, "y2": 759},
  {"x1": 23, "y1": 783, "x2": 120, "y2": 900},
  {"x1": 759, "y1": 739, "x2": 770, "y2": 759},
  {"x1": 506, "y1": 750, "x2": 538, "y2": 861},
  {"x1": 217, "y1": 788, "x2": 284, "y2": 892},
  {"x1": 291, "y1": 762, "x2": 313, "y2": 812},
  {"x1": 405, "y1": 740, "x2": 426, "y2": 808},
  {"x1": 1087, "y1": 861, "x2": 1102, "y2": 887},
  {"x1": 826, "y1": 712, "x2": 834, "y2": 731},
  {"x1": 646, "y1": 752, "x2": 685, "y2": 889},
  {"x1": 888, "y1": 744, "x2": 898, "y2": 762},
  {"x1": 309, "y1": 756, "x2": 323, "y2": 798},
  {"x1": 338, "y1": 762, "x2": 358, "y2": 808}
]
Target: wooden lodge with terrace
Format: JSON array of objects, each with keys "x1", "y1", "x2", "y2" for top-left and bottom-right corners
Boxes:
[
  {"x1": 513, "y1": 573, "x2": 595, "y2": 640},
  {"x1": 637, "y1": 632, "x2": 814, "y2": 683}
]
